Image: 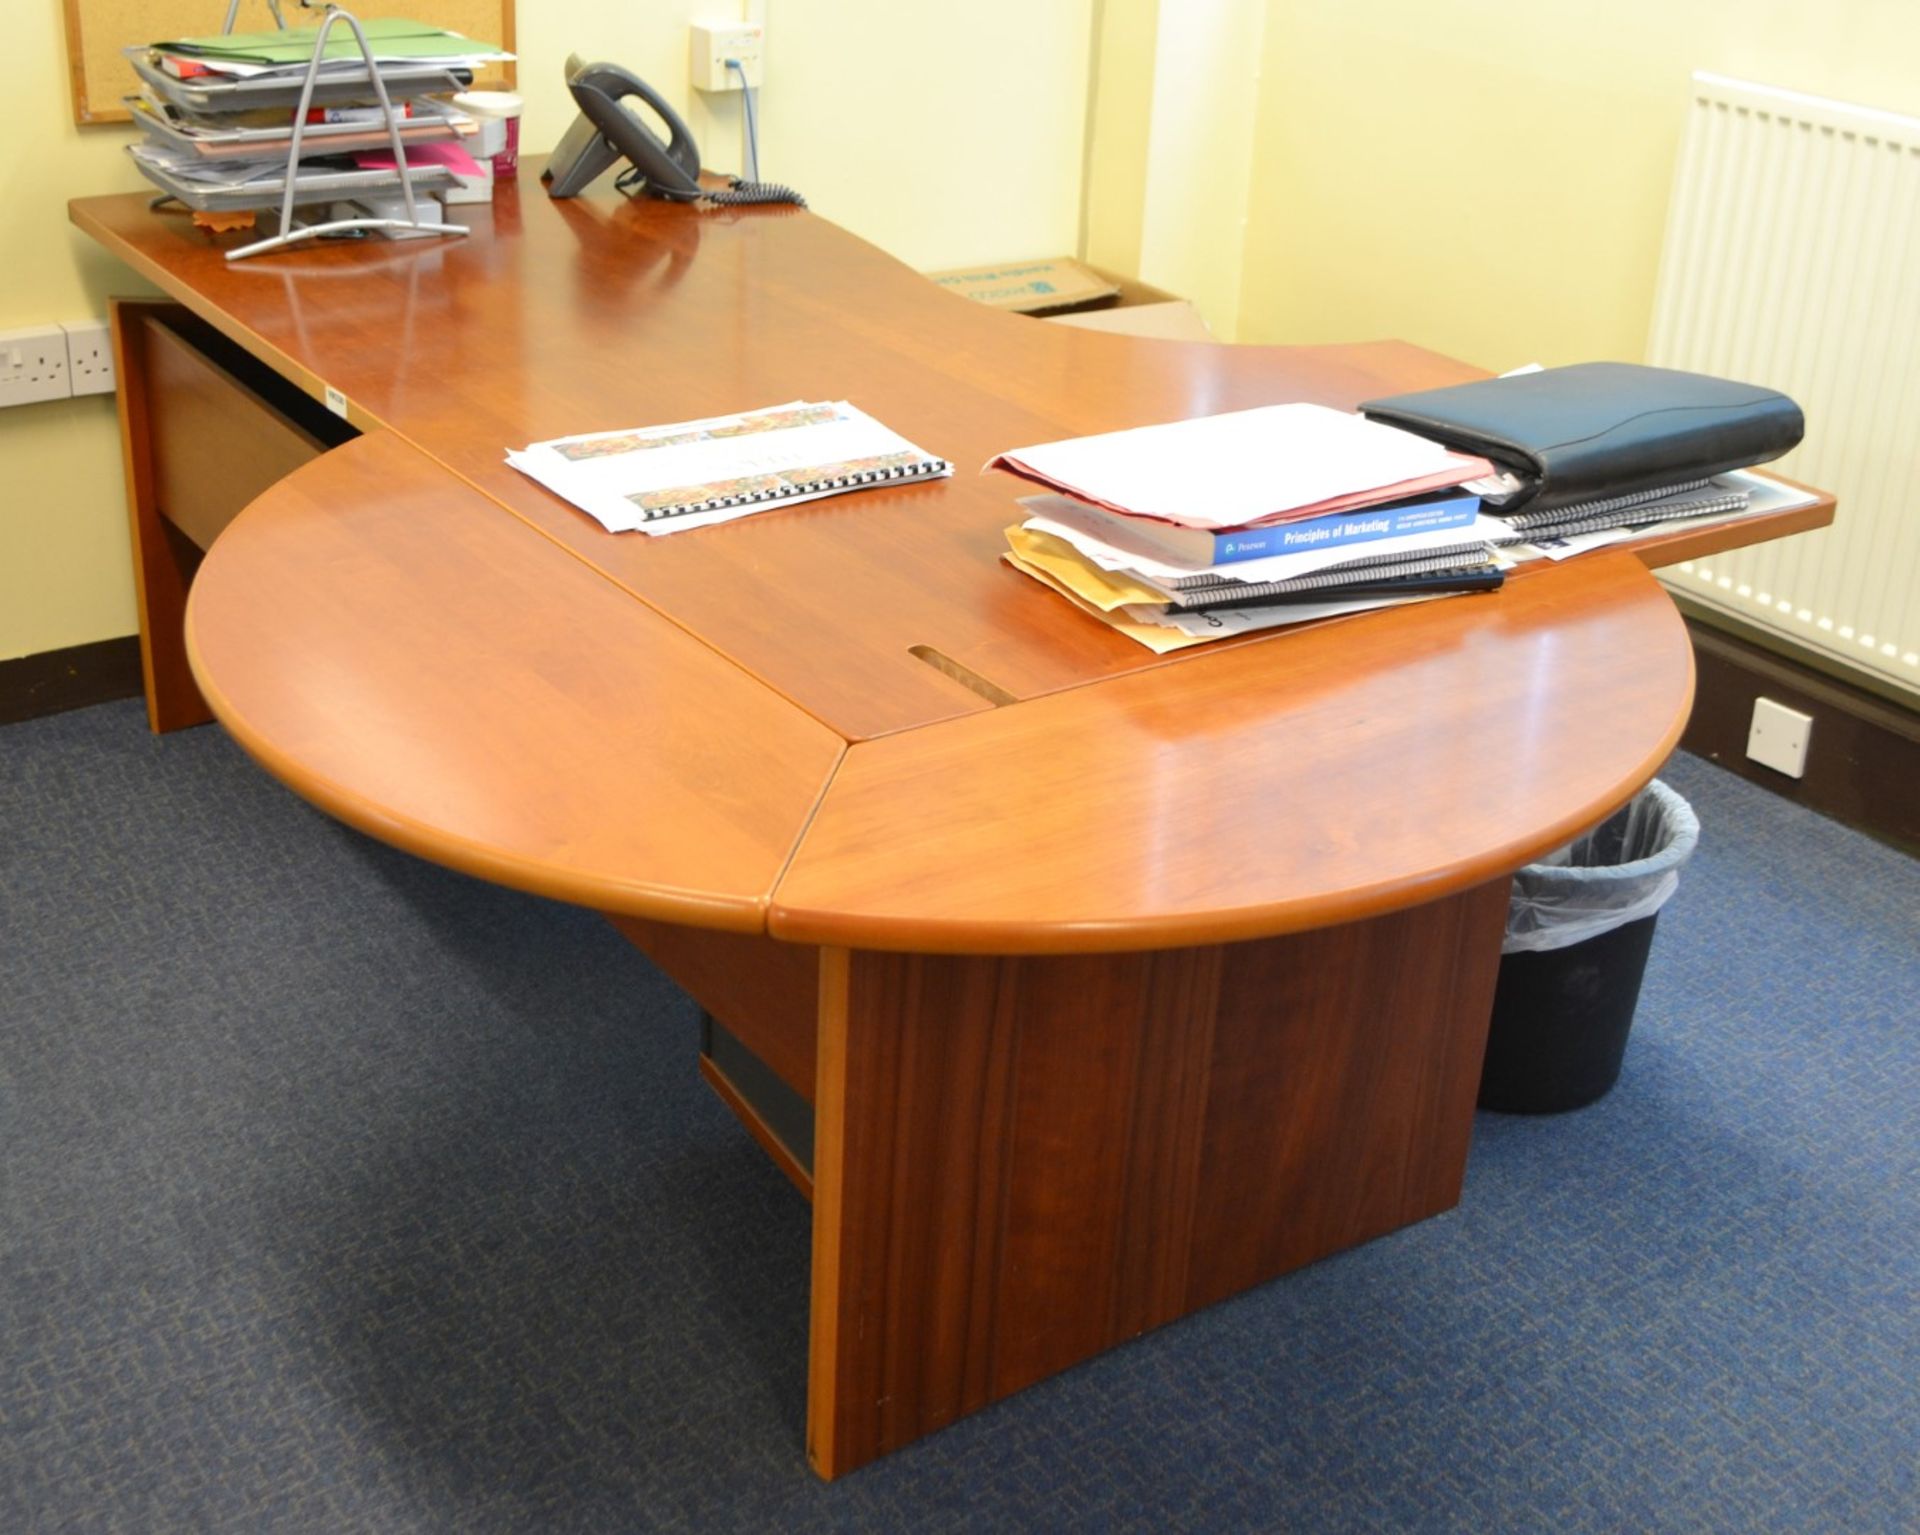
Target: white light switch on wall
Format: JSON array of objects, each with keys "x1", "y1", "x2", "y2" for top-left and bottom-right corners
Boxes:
[{"x1": 1747, "y1": 696, "x2": 1813, "y2": 778}]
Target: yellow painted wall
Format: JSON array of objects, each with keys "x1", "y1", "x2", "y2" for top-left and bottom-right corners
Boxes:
[
  {"x1": 2, "y1": 0, "x2": 1090, "y2": 661},
  {"x1": 1081, "y1": 0, "x2": 1159, "y2": 280},
  {"x1": 0, "y1": 3, "x2": 157, "y2": 662},
  {"x1": 513, "y1": 1, "x2": 1092, "y2": 270},
  {"x1": 1078, "y1": 0, "x2": 1266, "y2": 339},
  {"x1": 1134, "y1": 0, "x2": 1263, "y2": 339},
  {"x1": 757, "y1": 0, "x2": 1091, "y2": 272},
  {"x1": 1237, "y1": 0, "x2": 1920, "y2": 371}
]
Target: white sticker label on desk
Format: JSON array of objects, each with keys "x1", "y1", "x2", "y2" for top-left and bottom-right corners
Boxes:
[{"x1": 324, "y1": 385, "x2": 349, "y2": 419}]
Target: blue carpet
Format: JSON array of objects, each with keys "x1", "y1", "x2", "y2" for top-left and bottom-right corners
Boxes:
[{"x1": 2, "y1": 701, "x2": 1915, "y2": 1532}]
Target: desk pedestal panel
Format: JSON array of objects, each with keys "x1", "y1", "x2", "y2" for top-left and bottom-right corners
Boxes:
[{"x1": 626, "y1": 881, "x2": 1507, "y2": 1479}]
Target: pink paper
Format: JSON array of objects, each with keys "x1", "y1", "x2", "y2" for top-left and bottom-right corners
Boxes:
[{"x1": 354, "y1": 141, "x2": 486, "y2": 177}]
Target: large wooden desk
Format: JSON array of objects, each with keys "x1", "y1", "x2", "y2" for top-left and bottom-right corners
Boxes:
[{"x1": 72, "y1": 173, "x2": 1832, "y2": 1478}]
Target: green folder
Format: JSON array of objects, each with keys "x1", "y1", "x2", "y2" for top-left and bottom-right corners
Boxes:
[{"x1": 156, "y1": 18, "x2": 504, "y2": 65}]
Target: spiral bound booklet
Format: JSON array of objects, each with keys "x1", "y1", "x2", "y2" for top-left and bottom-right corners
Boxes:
[{"x1": 508, "y1": 400, "x2": 952, "y2": 535}]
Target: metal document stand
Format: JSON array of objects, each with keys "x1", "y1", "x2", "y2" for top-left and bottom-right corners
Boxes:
[
  {"x1": 223, "y1": 2, "x2": 468, "y2": 261},
  {"x1": 224, "y1": 0, "x2": 289, "y2": 31}
]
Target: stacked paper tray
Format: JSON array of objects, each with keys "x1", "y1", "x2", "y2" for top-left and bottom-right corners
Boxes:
[
  {"x1": 127, "y1": 96, "x2": 472, "y2": 160},
  {"x1": 128, "y1": 145, "x2": 459, "y2": 214},
  {"x1": 126, "y1": 49, "x2": 469, "y2": 115}
]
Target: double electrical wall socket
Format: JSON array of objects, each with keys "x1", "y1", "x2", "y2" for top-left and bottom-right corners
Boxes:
[
  {"x1": 63, "y1": 320, "x2": 116, "y2": 396},
  {"x1": 690, "y1": 21, "x2": 764, "y2": 90},
  {"x1": 0, "y1": 327, "x2": 71, "y2": 407}
]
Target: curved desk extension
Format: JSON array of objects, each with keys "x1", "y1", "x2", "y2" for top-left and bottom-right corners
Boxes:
[
  {"x1": 189, "y1": 431, "x2": 1695, "y2": 953},
  {"x1": 186, "y1": 429, "x2": 845, "y2": 931}
]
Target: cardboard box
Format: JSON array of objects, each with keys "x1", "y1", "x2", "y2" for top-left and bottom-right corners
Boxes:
[
  {"x1": 926, "y1": 256, "x2": 1123, "y2": 314},
  {"x1": 1047, "y1": 299, "x2": 1213, "y2": 342},
  {"x1": 926, "y1": 257, "x2": 1200, "y2": 337}
]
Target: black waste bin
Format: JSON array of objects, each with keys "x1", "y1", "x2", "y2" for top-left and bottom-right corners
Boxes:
[{"x1": 1478, "y1": 779, "x2": 1699, "y2": 1114}]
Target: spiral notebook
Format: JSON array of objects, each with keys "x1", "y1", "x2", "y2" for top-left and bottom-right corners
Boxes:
[
  {"x1": 1159, "y1": 548, "x2": 1502, "y2": 610},
  {"x1": 1493, "y1": 483, "x2": 1751, "y2": 544},
  {"x1": 508, "y1": 400, "x2": 952, "y2": 535},
  {"x1": 1500, "y1": 477, "x2": 1714, "y2": 532}
]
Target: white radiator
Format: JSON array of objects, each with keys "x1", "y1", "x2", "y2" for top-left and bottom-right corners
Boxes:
[{"x1": 1648, "y1": 72, "x2": 1920, "y2": 699}]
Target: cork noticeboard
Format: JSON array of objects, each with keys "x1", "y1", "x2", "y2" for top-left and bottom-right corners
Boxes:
[{"x1": 63, "y1": 0, "x2": 517, "y2": 125}]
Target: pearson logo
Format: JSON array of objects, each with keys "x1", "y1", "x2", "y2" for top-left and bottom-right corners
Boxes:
[{"x1": 1223, "y1": 541, "x2": 1236, "y2": 554}]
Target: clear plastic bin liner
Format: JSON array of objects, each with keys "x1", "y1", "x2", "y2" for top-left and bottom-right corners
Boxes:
[{"x1": 1503, "y1": 779, "x2": 1699, "y2": 954}]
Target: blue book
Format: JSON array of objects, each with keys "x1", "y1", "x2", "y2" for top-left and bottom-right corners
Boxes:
[{"x1": 1035, "y1": 488, "x2": 1483, "y2": 571}]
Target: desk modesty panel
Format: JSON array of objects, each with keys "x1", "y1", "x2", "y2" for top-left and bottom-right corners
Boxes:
[{"x1": 72, "y1": 171, "x2": 1834, "y2": 1478}]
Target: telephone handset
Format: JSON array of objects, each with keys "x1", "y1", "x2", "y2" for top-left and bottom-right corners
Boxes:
[
  {"x1": 545, "y1": 62, "x2": 702, "y2": 200},
  {"x1": 544, "y1": 58, "x2": 805, "y2": 207}
]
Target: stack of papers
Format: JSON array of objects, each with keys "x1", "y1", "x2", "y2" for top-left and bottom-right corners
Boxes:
[
  {"x1": 128, "y1": 95, "x2": 475, "y2": 162},
  {"x1": 509, "y1": 402, "x2": 953, "y2": 535},
  {"x1": 126, "y1": 140, "x2": 460, "y2": 209},
  {"x1": 989, "y1": 403, "x2": 1492, "y2": 529},
  {"x1": 147, "y1": 19, "x2": 511, "y2": 81},
  {"x1": 991, "y1": 403, "x2": 1505, "y2": 651},
  {"x1": 122, "y1": 19, "x2": 508, "y2": 215},
  {"x1": 1007, "y1": 499, "x2": 1512, "y2": 653}
]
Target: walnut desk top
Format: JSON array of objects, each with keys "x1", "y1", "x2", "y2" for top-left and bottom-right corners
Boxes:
[{"x1": 70, "y1": 177, "x2": 1833, "y2": 956}]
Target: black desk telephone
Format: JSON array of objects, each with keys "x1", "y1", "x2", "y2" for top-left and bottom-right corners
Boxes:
[{"x1": 544, "y1": 60, "x2": 805, "y2": 207}]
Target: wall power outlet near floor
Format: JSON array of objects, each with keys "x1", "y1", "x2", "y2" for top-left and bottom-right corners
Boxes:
[
  {"x1": 0, "y1": 321, "x2": 118, "y2": 407},
  {"x1": 1747, "y1": 696, "x2": 1813, "y2": 778},
  {"x1": 0, "y1": 327, "x2": 71, "y2": 407},
  {"x1": 62, "y1": 320, "x2": 116, "y2": 396}
]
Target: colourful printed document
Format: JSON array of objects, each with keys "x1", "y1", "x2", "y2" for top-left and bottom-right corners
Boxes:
[{"x1": 507, "y1": 401, "x2": 952, "y2": 535}]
